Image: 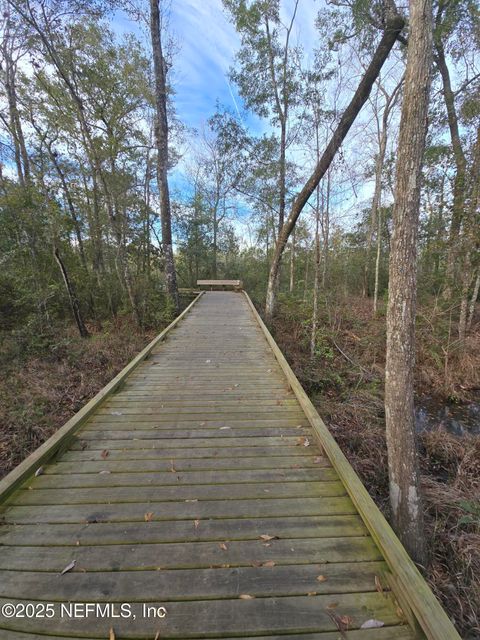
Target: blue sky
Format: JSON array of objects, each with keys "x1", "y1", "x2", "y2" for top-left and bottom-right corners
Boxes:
[
  {"x1": 113, "y1": 0, "x2": 322, "y2": 134},
  {"x1": 111, "y1": 0, "x2": 387, "y2": 236}
]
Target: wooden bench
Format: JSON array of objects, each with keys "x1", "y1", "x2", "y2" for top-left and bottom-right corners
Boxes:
[{"x1": 197, "y1": 279, "x2": 243, "y2": 291}]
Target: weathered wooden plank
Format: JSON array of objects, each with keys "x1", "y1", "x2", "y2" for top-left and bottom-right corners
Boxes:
[
  {"x1": 12, "y1": 481, "x2": 346, "y2": 505},
  {"x1": 104, "y1": 398, "x2": 298, "y2": 407},
  {"x1": 79, "y1": 427, "x2": 310, "y2": 440},
  {"x1": 0, "y1": 627, "x2": 416, "y2": 640},
  {"x1": 59, "y1": 444, "x2": 316, "y2": 461},
  {"x1": 86, "y1": 416, "x2": 309, "y2": 426},
  {"x1": 1, "y1": 496, "x2": 357, "y2": 524},
  {"x1": 0, "y1": 515, "x2": 369, "y2": 546},
  {"x1": 69, "y1": 436, "x2": 310, "y2": 450},
  {"x1": 0, "y1": 538, "x2": 381, "y2": 572},
  {"x1": 26, "y1": 467, "x2": 336, "y2": 489},
  {"x1": 0, "y1": 593, "x2": 408, "y2": 638},
  {"x1": 0, "y1": 561, "x2": 387, "y2": 600},
  {"x1": 42, "y1": 456, "x2": 325, "y2": 475}
]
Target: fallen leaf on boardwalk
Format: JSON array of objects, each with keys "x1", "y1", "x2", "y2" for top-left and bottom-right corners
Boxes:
[
  {"x1": 194, "y1": 519, "x2": 200, "y2": 529},
  {"x1": 220, "y1": 426, "x2": 231, "y2": 430},
  {"x1": 185, "y1": 499, "x2": 198, "y2": 503},
  {"x1": 101, "y1": 450, "x2": 109, "y2": 459},
  {"x1": 326, "y1": 611, "x2": 350, "y2": 638},
  {"x1": 35, "y1": 466, "x2": 44, "y2": 477},
  {"x1": 262, "y1": 560, "x2": 275, "y2": 567},
  {"x1": 396, "y1": 605, "x2": 406, "y2": 621},
  {"x1": 313, "y1": 457, "x2": 323, "y2": 463},
  {"x1": 360, "y1": 619, "x2": 385, "y2": 629},
  {"x1": 170, "y1": 460, "x2": 176, "y2": 472},
  {"x1": 199, "y1": 422, "x2": 206, "y2": 426},
  {"x1": 251, "y1": 560, "x2": 262, "y2": 567},
  {"x1": 109, "y1": 628, "x2": 115, "y2": 640},
  {"x1": 326, "y1": 602, "x2": 338, "y2": 610},
  {"x1": 205, "y1": 359, "x2": 211, "y2": 363},
  {"x1": 375, "y1": 575, "x2": 384, "y2": 594},
  {"x1": 219, "y1": 543, "x2": 228, "y2": 551},
  {"x1": 296, "y1": 437, "x2": 310, "y2": 447},
  {"x1": 239, "y1": 594, "x2": 255, "y2": 600},
  {"x1": 259, "y1": 534, "x2": 278, "y2": 541},
  {"x1": 316, "y1": 575, "x2": 327, "y2": 582},
  {"x1": 60, "y1": 560, "x2": 76, "y2": 575},
  {"x1": 234, "y1": 384, "x2": 240, "y2": 387},
  {"x1": 110, "y1": 411, "x2": 122, "y2": 416},
  {"x1": 154, "y1": 632, "x2": 160, "y2": 640},
  {"x1": 307, "y1": 591, "x2": 317, "y2": 596},
  {"x1": 99, "y1": 470, "x2": 110, "y2": 475},
  {"x1": 144, "y1": 512, "x2": 154, "y2": 522}
]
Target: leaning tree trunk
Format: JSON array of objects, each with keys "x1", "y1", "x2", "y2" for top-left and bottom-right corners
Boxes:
[
  {"x1": 150, "y1": 0, "x2": 179, "y2": 312},
  {"x1": 384, "y1": 0, "x2": 433, "y2": 564},
  {"x1": 264, "y1": 14, "x2": 405, "y2": 320},
  {"x1": 54, "y1": 247, "x2": 89, "y2": 338},
  {"x1": 434, "y1": 38, "x2": 467, "y2": 301}
]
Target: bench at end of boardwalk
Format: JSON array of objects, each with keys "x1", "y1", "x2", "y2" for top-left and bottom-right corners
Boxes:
[{"x1": 197, "y1": 279, "x2": 243, "y2": 291}]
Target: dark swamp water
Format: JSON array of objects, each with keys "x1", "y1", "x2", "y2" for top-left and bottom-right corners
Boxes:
[{"x1": 415, "y1": 394, "x2": 480, "y2": 436}]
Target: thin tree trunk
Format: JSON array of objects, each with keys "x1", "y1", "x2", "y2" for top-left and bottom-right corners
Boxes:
[
  {"x1": 365, "y1": 125, "x2": 387, "y2": 298},
  {"x1": 303, "y1": 246, "x2": 310, "y2": 302},
  {"x1": 311, "y1": 191, "x2": 321, "y2": 359},
  {"x1": 467, "y1": 269, "x2": 480, "y2": 331},
  {"x1": 264, "y1": 14, "x2": 405, "y2": 320},
  {"x1": 384, "y1": 0, "x2": 432, "y2": 564},
  {"x1": 373, "y1": 207, "x2": 382, "y2": 315},
  {"x1": 458, "y1": 256, "x2": 472, "y2": 342},
  {"x1": 322, "y1": 174, "x2": 330, "y2": 288},
  {"x1": 54, "y1": 247, "x2": 89, "y2": 338},
  {"x1": 2, "y1": 15, "x2": 30, "y2": 186},
  {"x1": 150, "y1": 0, "x2": 179, "y2": 312},
  {"x1": 434, "y1": 35, "x2": 467, "y2": 300},
  {"x1": 289, "y1": 228, "x2": 295, "y2": 293}
]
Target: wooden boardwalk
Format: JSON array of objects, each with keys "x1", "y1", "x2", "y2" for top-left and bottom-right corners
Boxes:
[{"x1": 0, "y1": 292, "x2": 459, "y2": 639}]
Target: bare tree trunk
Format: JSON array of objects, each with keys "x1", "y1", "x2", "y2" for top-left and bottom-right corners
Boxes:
[
  {"x1": 310, "y1": 191, "x2": 321, "y2": 358},
  {"x1": 467, "y1": 269, "x2": 480, "y2": 331},
  {"x1": 2, "y1": 12, "x2": 30, "y2": 186},
  {"x1": 321, "y1": 174, "x2": 330, "y2": 289},
  {"x1": 385, "y1": 0, "x2": 432, "y2": 564},
  {"x1": 365, "y1": 126, "x2": 387, "y2": 298},
  {"x1": 373, "y1": 207, "x2": 382, "y2": 315},
  {"x1": 289, "y1": 228, "x2": 295, "y2": 293},
  {"x1": 264, "y1": 14, "x2": 405, "y2": 320},
  {"x1": 150, "y1": 0, "x2": 179, "y2": 312},
  {"x1": 458, "y1": 256, "x2": 472, "y2": 342},
  {"x1": 303, "y1": 245, "x2": 310, "y2": 302},
  {"x1": 54, "y1": 247, "x2": 89, "y2": 338},
  {"x1": 434, "y1": 27, "x2": 467, "y2": 300}
]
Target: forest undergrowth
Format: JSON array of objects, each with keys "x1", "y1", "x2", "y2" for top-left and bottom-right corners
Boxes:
[
  {"x1": 272, "y1": 294, "x2": 480, "y2": 639},
  {"x1": 0, "y1": 317, "x2": 158, "y2": 480}
]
